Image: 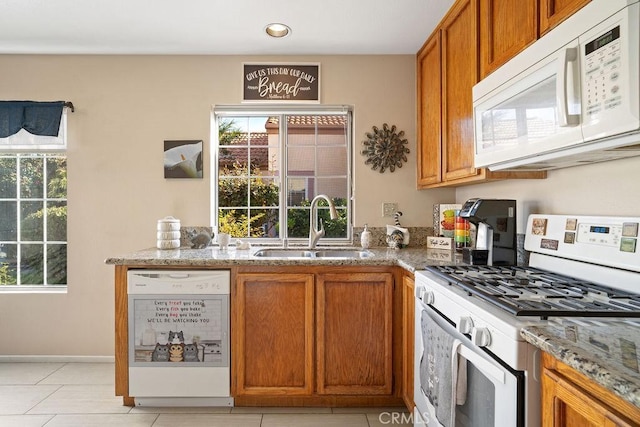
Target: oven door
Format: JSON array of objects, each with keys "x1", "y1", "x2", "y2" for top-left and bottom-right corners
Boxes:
[{"x1": 414, "y1": 300, "x2": 523, "y2": 427}]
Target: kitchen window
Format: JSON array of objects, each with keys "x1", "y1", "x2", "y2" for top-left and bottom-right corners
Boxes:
[
  {"x1": 0, "y1": 104, "x2": 68, "y2": 289},
  {"x1": 212, "y1": 106, "x2": 352, "y2": 244}
]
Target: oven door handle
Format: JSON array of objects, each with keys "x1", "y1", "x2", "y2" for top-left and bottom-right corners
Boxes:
[
  {"x1": 458, "y1": 345, "x2": 505, "y2": 384},
  {"x1": 422, "y1": 304, "x2": 506, "y2": 384}
]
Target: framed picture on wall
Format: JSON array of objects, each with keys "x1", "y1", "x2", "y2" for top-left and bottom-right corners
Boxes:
[
  {"x1": 242, "y1": 63, "x2": 320, "y2": 103},
  {"x1": 164, "y1": 140, "x2": 203, "y2": 178}
]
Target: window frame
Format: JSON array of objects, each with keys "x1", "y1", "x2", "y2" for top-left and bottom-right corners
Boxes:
[
  {"x1": 0, "y1": 109, "x2": 68, "y2": 292},
  {"x1": 211, "y1": 105, "x2": 353, "y2": 246}
]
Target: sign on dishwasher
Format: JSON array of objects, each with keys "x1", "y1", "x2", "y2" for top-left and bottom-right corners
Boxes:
[{"x1": 130, "y1": 295, "x2": 226, "y2": 366}]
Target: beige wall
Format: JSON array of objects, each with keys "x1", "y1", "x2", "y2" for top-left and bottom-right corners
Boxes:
[{"x1": 0, "y1": 54, "x2": 454, "y2": 356}]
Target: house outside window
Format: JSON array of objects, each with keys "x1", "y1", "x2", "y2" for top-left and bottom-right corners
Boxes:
[
  {"x1": 212, "y1": 106, "x2": 352, "y2": 245},
  {"x1": 0, "y1": 103, "x2": 67, "y2": 289}
]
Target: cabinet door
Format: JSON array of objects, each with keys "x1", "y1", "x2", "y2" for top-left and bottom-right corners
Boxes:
[
  {"x1": 234, "y1": 273, "x2": 314, "y2": 396},
  {"x1": 441, "y1": 0, "x2": 480, "y2": 182},
  {"x1": 316, "y1": 272, "x2": 393, "y2": 395},
  {"x1": 416, "y1": 33, "x2": 443, "y2": 187},
  {"x1": 479, "y1": 0, "x2": 538, "y2": 78},
  {"x1": 540, "y1": 0, "x2": 591, "y2": 36},
  {"x1": 542, "y1": 367, "x2": 637, "y2": 427},
  {"x1": 401, "y1": 274, "x2": 415, "y2": 410}
]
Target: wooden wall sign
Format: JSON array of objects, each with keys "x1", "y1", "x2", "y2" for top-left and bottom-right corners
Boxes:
[{"x1": 243, "y1": 63, "x2": 320, "y2": 103}]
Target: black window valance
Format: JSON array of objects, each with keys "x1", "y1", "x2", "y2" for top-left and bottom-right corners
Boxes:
[{"x1": 0, "y1": 101, "x2": 69, "y2": 138}]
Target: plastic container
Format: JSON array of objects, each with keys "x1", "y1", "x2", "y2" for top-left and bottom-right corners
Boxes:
[
  {"x1": 454, "y1": 210, "x2": 470, "y2": 251},
  {"x1": 360, "y1": 224, "x2": 371, "y2": 249}
]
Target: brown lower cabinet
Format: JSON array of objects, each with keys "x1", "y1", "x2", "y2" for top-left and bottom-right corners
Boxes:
[
  {"x1": 233, "y1": 267, "x2": 402, "y2": 406},
  {"x1": 401, "y1": 273, "x2": 415, "y2": 411},
  {"x1": 541, "y1": 352, "x2": 640, "y2": 426},
  {"x1": 316, "y1": 272, "x2": 393, "y2": 395},
  {"x1": 114, "y1": 265, "x2": 404, "y2": 407},
  {"x1": 234, "y1": 272, "x2": 315, "y2": 396}
]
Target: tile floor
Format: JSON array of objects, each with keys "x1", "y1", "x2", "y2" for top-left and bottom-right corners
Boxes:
[{"x1": 0, "y1": 362, "x2": 411, "y2": 427}]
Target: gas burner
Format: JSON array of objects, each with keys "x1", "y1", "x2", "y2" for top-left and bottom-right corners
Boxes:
[{"x1": 424, "y1": 265, "x2": 640, "y2": 318}]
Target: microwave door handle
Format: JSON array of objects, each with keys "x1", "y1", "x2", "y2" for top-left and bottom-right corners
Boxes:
[{"x1": 556, "y1": 46, "x2": 580, "y2": 127}]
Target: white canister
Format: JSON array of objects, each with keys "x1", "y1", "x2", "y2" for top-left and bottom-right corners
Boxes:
[
  {"x1": 157, "y1": 216, "x2": 181, "y2": 231},
  {"x1": 157, "y1": 239, "x2": 181, "y2": 249},
  {"x1": 157, "y1": 217, "x2": 181, "y2": 249},
  {"x1": 157, "y1": 230, "x2": 181, "y2": 240}
]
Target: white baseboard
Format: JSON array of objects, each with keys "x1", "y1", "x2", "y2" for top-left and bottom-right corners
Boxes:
[{"x1": 0, "y1": 355, "x2": 115, "y2": 363}]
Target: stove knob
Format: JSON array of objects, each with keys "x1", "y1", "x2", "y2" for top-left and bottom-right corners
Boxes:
[
  {"x1": 471, "y1": 327, "x2": 491, "y2": 347},
  {"x1": 458, "y1": 317, "x2": 474, "y2": 334},
  {"x1": 422, "y1": 291, "x2": 435, "y2": 305}
]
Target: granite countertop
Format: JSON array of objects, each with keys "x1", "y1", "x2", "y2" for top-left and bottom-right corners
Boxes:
[
  {"x1": 104, "y1": 245, "x2": 463, "y2": 273},
  {"x1": 522, "y1": 319, "x2": 640, "y2": 408}
]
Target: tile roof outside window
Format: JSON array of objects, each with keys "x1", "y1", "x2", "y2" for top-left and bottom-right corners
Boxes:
[{"x1": 218, "y1": 132, "x2": 270, "y2": 170}]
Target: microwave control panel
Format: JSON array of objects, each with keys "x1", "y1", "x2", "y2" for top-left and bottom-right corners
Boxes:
[{"x1": 584, "y1": 25, "x2": 622, "y2": 118}]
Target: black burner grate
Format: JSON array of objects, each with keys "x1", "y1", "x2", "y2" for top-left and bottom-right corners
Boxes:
[{"x1": 424, "y1": 265, "x2": 640, "y2": 318}]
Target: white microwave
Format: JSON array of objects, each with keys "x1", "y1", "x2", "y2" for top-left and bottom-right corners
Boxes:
[{"x1": 473, "y1": 0, "x2": 640, "y2": 171}]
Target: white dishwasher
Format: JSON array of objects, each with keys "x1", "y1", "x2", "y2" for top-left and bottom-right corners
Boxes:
[{"x1": 127, "y1": 269, "x2": 232, "y2": 407}]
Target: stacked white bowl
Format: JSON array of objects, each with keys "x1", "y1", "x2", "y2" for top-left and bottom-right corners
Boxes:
[{"x1": 157, "y1": 216, "x2": 181, "y2": 249}]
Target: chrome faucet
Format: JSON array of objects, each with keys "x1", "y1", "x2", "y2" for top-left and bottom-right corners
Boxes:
[{"x1": 308, "y1": 195, "x2": 339, "y2": 249}]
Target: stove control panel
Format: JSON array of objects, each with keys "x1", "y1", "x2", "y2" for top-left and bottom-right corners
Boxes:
[
  {"x1": 577, "y1": 223, "x2": 622, "y2": 247},
  {"x1": 525, "y1": 214, "x2": 640, "y2": 274}
]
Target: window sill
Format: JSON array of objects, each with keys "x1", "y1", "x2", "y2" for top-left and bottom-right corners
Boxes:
[{"x1": 0, "y1": 286, "x2": 67, "y2": 294}]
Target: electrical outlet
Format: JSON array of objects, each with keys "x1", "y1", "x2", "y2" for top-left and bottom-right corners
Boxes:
[{"x1": 382, "y1": 202, "x2": 398, "y2": 217}]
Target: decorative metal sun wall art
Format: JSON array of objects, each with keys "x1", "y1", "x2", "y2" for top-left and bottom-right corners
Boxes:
[{"x1": 361, "y1": 123, "x2": 410, "y2": 173}]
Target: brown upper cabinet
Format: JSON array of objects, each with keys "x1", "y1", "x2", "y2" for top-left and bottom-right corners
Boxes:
[
  {"x1": 416, "y1": 33, "x2": 443, "y2": 186},
  {"x1": 479, "y1": 0, "x2": 592, "y2": 78},
  {"x1": 417, "y1": 0, "x2": 478, "y2": 187},
  {"x1": 417, "y1": 0, "x2": 546, "y2": 188},
  {"x1": 479, "y1": 0, "x2": 538, "y2": 79},
  {"x1": 539, "y1": 0, "x2": 592, "y2": 36},
  {"x1": 416, "y1": 0, "x2": 590, "y2": 188},
  {"x1": 440, "y1": 0, "x2": 479, "y2": 183}
]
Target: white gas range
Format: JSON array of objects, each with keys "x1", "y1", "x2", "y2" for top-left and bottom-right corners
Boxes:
[{"x1": 414, "y1": 214, "x2": 640, "y2": 427}]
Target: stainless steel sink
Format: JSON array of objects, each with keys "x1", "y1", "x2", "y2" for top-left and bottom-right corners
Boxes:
[
  {"x1": 253, "y1": 248, "x2": 373, "y2": 259},
  {"x1": 253, "y1": 249, "x2": 316, "y2": 258},
  {"x1": 313, "y1": 249, "x2": 373, "y2": 258}
]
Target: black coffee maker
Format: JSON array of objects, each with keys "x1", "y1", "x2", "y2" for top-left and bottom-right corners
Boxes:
[{"x1": 458, "y1": 198, "x2": 517, "y2": 266}]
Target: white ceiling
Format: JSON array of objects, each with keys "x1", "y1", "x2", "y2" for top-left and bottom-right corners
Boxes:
[{"x1": 0, "y1": 0, "x2": 454, "y2": 55}]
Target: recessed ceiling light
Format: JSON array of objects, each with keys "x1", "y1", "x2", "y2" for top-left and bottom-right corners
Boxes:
[{"x1": 265, "y1": 23, "x2": 291, "y2": 38}]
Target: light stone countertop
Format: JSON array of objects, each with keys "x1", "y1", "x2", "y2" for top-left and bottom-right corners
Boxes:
[
  {"x1": 105, "y1": 246, "x2": 463, "y2": 273},
  {"x1": 522, "y1": 319, "x2": 640, "y2": 409}
]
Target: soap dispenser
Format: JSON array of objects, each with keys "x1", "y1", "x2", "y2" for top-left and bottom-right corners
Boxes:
[{"x1": 360, "y1": 224, "x2": 371, "y2": 249}]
